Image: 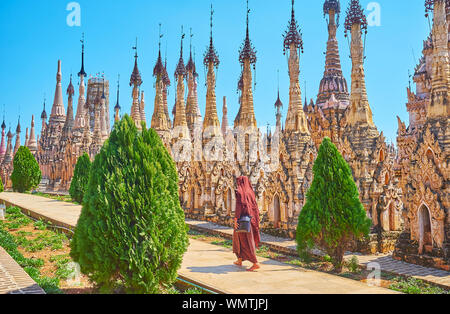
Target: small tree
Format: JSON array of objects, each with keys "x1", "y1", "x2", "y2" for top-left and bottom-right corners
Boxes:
[
  {"x1": 69, "y1": 153, "x2": 91, "y2": 203},
  {"x1": 70, "y1": 115, "x2": 189, "y2": 294},
  {"x1": 296, "y1": 137, "x2": 371, "y2": 272},
  {"x1": 10, "y1": 146, "x2": 42, "y2": 193},
  {"x1": 0, "y1": 175, "x2": 3, "y2": 193}
]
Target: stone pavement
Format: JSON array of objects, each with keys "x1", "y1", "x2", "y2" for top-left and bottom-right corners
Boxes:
[
  {"x1": 0, "y1": 192, "x2": 446, "y2": 292},
  {"x1": 180, "y1": 239, "x2": 397, "y2": 294},
  {"x1": 0, "y1": 192, "x2": 79, "y2": 233},
  {"x1": 0, "y1": 247, "x2": 45, "y2": 294},
  {"x1": 186, "y1": 219, "x2": 450, "y2": 289}
]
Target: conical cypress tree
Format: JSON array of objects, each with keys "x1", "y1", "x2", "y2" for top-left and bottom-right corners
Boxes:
[
  {"x1": 296, "y1": 137, "x2": 371, "y2": 272},
  {"x1": 10, "y1": 146, "x2": 42, "y2": 193},
  {"x1": 70, "y1": 115, "x2": 189, "y2": 294},
  {"x1": 69, "y1": 153, "x2": 91, "y2": 204}
]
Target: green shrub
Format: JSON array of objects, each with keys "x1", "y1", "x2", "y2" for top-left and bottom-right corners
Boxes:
[
  {"x1": 347, "y1": 256, "x2": 360, "y2": 273},
  {"x1": 70, "y1": 115, "x2": 189, "y2": 294},
  {"x1": 0, "y1": 175, "x2": 4, "y2": 192},
  {"x1": 69, "y1": 153, "x2": 92, "y2": 204},
  {"x1": 10, "y1": 146, "x2": 42, "y2": 193},
  {"x1": 34, "y1": 219, "x2": 48, "y2": 231},
  {"x1": 296, "y1": 138, "x2": 371, "y2": 272},
  {"x1": 4, "y1": 206, "x2": 32, "y2": 230}
]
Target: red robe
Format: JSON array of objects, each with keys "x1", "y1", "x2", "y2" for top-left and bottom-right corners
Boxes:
[{"x1": 232, "y1": 176, "x2": 260, "y2": 264}]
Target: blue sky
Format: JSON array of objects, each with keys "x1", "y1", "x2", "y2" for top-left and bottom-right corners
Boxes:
[{"x1": 0, "y1": 0, "x2": 430, "y2": 144}]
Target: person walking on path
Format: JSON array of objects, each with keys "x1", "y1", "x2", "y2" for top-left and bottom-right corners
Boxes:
[{"x1": 232, "y1": 176, "x2": 261, "y2": 272}]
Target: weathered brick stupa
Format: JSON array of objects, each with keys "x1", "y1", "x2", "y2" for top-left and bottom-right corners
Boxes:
[
  {"x1": 394, "y1": 0, "x2": 449, "y2": 271},
  {"x1": 37, "y1": 36, "x2": 111, "y2": 191},
  {"x1": 305, "y1": 0, "x2": 404, "y2": 253}
]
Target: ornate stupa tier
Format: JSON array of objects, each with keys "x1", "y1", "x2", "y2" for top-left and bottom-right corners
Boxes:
[
  {"x1": 130, "y1": 58, "x2": 143, "y2": 88},
  {"x1": 317, "y1": 0, "x2": 349, "y2": 106},
  {"x1": 186, "y1": 40, "x2": 202, "y2": 139},
  {"x1": 235, "y1": 59, "x2": 257, "y2": 129},
  {"x1": 203, "y1": 5, "x2": 220, "y2": 68},
  {"x1": 173, "y1": 76, "x2": 189, "y2": 130},
  {"x1": 130, "y1": 41, "x2": 143, "y2": 129},
  {"x1": 139, "y1": 91, "x2": 146, "y2": 125},
  {"x1": 49, "y1": 60, "x2": 66, "y2": 124},
  {"x1": 0, "y1": 118, "x2": 6, "y2": 160},
  {"x1": 203, "y1": 62, "x2": 222, "y2": 136},
  {"x1": 62, "y1": 76, "x2": 75, "y2": 138},
  {"x1": 203, "y1": 5, "x2": 222, "y2": 139},
  {"x1": 152, "y1": 45, "x2": 170, "y2": 132},
  {"x1": 222, "y1": 97, "x2": 229, "y2": 137},
  {"x1": 27, "y1": 115, "x2": 38, "y2": 153},
  {"x1": 162, "y1": 57, "x2": 172, "y2": 127},
  {"x1": 344, "y1": 0, "x2": 374, "y2": 128},
  {"x1": 152, "y1": 79, "x2": 170, "y2": 132},
  {"x1": 235, "y1": 1, "x2": 257, "y2": 129},
  {"x1": 428, "y1": 0, "x2": 450, "y2": 119},
  {"x1": 173, "y1": 30, "x2": 190, "y2": 140},
  {"x1": 74, "y1": 47, "x2": 87, "y2": 132},
  {"x1": 2, "y1": 129, "x2": 13, "y2": 166},
  {"x1": 283, "y1": 0, "x2": 309, "y2": 135},
  {"x1": 13, "y1": 118, "x2": 21, "y2": 156}
]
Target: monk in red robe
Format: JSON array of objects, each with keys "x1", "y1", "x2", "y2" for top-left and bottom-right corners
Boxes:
[{"x1": 232, "y1": 176, "x2": 261, "y2": 272}]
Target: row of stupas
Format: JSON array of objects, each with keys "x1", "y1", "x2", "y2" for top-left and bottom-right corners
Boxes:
[
  {"x1": 134, "y1": 0, "x2": 404, "y2": 254},
  {"x1": 0, "y1": 0, "x2": 402, "y2": 250},
  {"x1": 0, "y1": 35, "x2": 113, "y2": 190}
]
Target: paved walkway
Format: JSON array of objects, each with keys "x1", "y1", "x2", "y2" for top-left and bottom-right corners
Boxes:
[
  {"x1": 0, "y1": 247, "x2": 45, "y2": 294},
  {"x1": 0, "y1": 192, "x2": 79, "y2": 232},
  {"x1": 187, "y1": 219, "x2": 450, "y2": 289},
  {"x1": 180, "y1": 239, "x2": 396, "y2": 294},
  {"x1": 0, "y1": 192, "x2": 446, "y2": 293}
]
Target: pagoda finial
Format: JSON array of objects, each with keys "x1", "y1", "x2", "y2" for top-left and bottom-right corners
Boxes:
[
  {"x1": 67, "y1": 74, "x2": 75, "y2": 97},
  {"x1": 190, "y1": 28, "x2": 193, "y2": 57},
  {"x1": 78, "y1": 33, "x2": 87, "y2": 77},
  {"x1": 41, "y1": 97, "x2": 47, "y2": 120},
  {"x1": 283, "y1": 0, "x2": 304, "y2": 54},
  {"x1": 130, "y1": 37, "x2": 143, "y2": 87},
  {"x1": 159, "y1": 23, "x2": 162, "y2": 51},
  {"x1": 181, "y1": 26, "x2": 185, "y2": 57},
  {"x1": 133, "y1": 37, "x2": 138, "y2": 59},
  {"x1": 344, "y1": 0, "x2": 368, "y2": 37},
  {"x1": 239, "y1": 0, "x2": 257, "y2": 66},
  {"x1": 175, "y1": 26, "x2": 187, "y2": 79},
  {"x1": 246, "y1": 0, "x2": 249, "y2": 37},
  {"x1": 425, "y1": 0, "x2": 450, "y2": 16},
  {"x1": 101, "y1": 73, "x2": 106, "y2": 99},
  {"x1": 1, "y1": 105, "x2": 5, "y2": 130},
  {"x1": 324, "y1": 0, "x2": 341, "y2": 25},
  {"x1": 275, "y1": 70, "x2": 283, "y2": 110},
  {"x1": 154, "y1": 24, "x2": 165, "y2": 79},
  {"x1": 204, "y1": 4, "x2": 220, "y2": 68},
  {"x1": 115, "y1": 74, "x2": 121, "y2": 110},
  {"x1": 186, "y1": 28, "x2": 197, "y2": 75},
  {"x1": 16, "y1": 115, "x2": 21, "y2": 134},
  {"x1": 210, "y1": 4, "x2": 214, "y2": 39}
]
